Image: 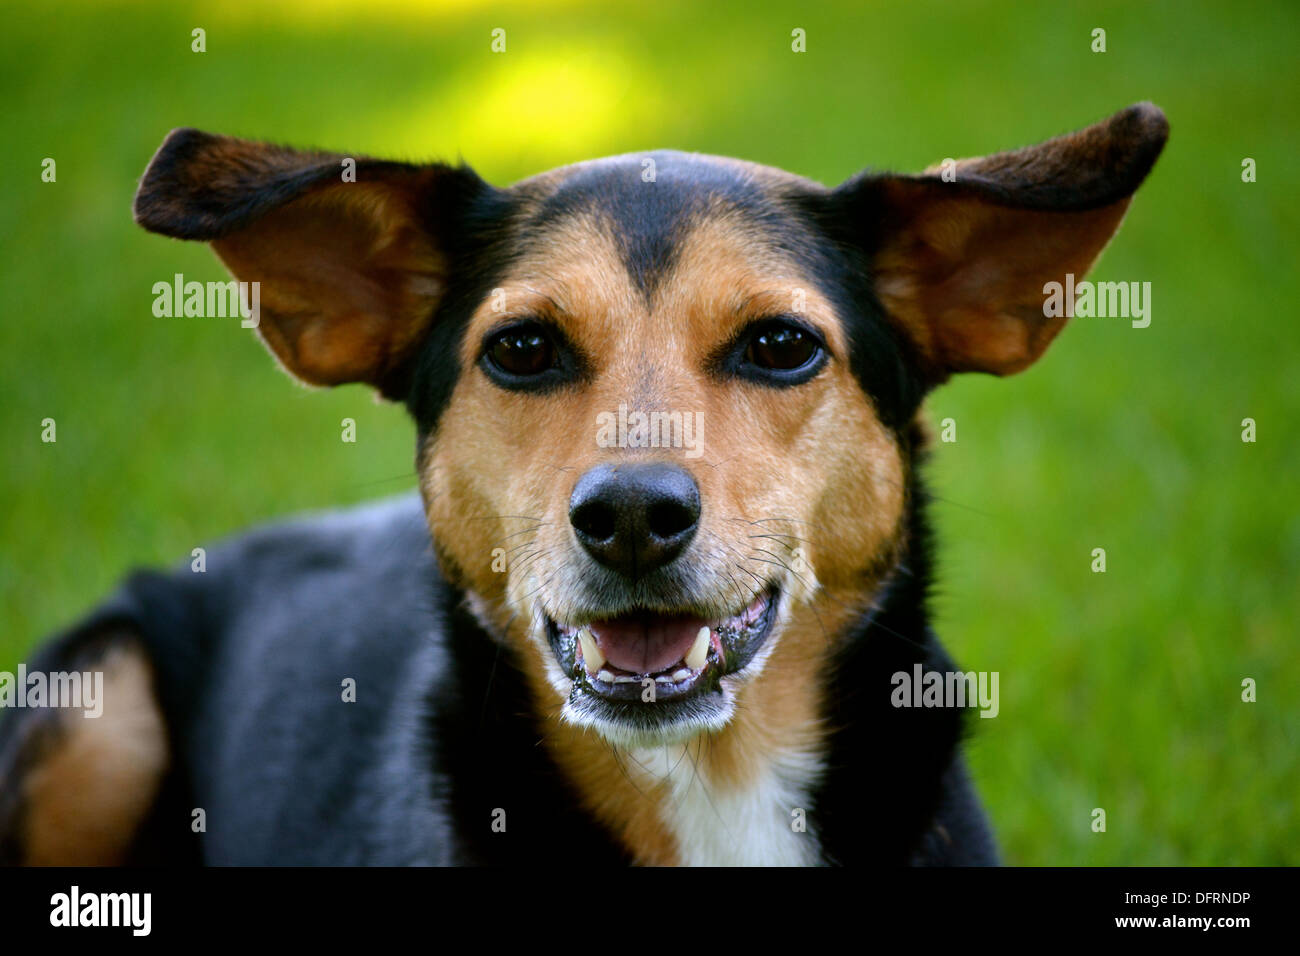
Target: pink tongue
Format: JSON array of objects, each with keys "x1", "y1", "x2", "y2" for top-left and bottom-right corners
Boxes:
[{"x1": 590, "y1": 615, "x2": 707, "y2": 674}]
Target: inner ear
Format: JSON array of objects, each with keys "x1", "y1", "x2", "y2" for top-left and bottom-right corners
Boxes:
[
  {"x1": 134, "y1": 128, "x2": 491, "y2": 399},
  {"x1": 839, "y1": 102, "x2": 1168, "y2": 383},
  {"x1": 870, "y1": 187, "x2": 1134, "y2": 377},
  {"x1": 210, "y1": 181, "x2": 448, "y2": 393}
]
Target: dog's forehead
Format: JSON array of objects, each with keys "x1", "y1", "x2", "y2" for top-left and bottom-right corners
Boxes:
[
  {"x1": 514, "y1": 149, "x2": 821, "y2": 197},
  {"x1": 506, "y1": 151, "x2": 828, "y2": 298}
]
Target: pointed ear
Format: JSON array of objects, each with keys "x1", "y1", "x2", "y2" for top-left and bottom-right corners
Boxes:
[
  {"x1": 133, "y1": 128, "x2": 490, "y2": 399},
  {"x1": 838, "y1": 102, "x2": 1168, "y2": 382}
]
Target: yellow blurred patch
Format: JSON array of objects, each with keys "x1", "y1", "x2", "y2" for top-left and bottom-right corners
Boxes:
[{"x1": 365, "y1": 46, "x2": 659, "y2": 176}]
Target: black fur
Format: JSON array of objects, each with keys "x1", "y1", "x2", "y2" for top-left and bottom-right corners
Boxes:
[
  {"x1": 133, "y1": 128, "x2": 487, "y2": 242},
  {"x1": 404, "y1": 180, "x2": 517, "y2": 426},
  {"x1": 0, "y1": 491, "x2": 991, "y2": 865},
  {"x1": 1, "y1": 107, "x2": 1171, "y2": 865},
  {"x1": 526, "y1": 151, "x2": 808, "y2": 301},
  {"x1": 5, "y1": 147, "x2": 993, "y2": 867}
]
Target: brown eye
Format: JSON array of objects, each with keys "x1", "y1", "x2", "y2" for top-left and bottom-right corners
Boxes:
[
  {"x1": 487, "y1": 326, "x2": 555, "y2": 376},
  {"x1": 746, "y1": 323, "x2": 818, "y2": 371}
]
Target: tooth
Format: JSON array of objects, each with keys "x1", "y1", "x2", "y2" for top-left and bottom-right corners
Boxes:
[
  {"x1": 655, "y1": 675, "x2": 673, "y2": 684},
  {"x1": 671, "y1": 669, "x2": 690, "y2": 683},
  {"x1": 685, "y1": 626, "x2": 710, "y2": 671},
  {"x1": 614, "y1": 675, "x2": 637, "y2": 684},
  {"x1": 597, "y1": 669, "x2": 617, "y2": 683},
  {"x1": 578, "y1": 627, "x2": 604, "y2": 676}
]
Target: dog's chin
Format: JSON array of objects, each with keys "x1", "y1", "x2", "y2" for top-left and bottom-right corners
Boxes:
[{"x1": 543, "y1": 587, "x2": 782, "y2": 747}]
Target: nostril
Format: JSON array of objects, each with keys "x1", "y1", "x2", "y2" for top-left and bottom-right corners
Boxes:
[
  {"x1": 569, "y1": 463, "x2": 701, "y2": 577},
  {"x1": 647, "y1": 498, "x2": 697, "y2": 541},
  {"x1": 572, "y1": 500, "x2": 617, "y2": 543}
]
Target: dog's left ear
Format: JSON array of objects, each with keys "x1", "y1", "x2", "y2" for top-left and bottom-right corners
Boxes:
[
  {"x1": 134, "y1": 129, "x2": 490, "y2": 399},
  {"x1": 838, "y1": 102, "x2": 1168, "y2": 382}
]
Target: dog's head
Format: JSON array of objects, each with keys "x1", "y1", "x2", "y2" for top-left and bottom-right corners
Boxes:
[{"x1": 136, "y1": 105, "x2": 1167, "y2": 748}]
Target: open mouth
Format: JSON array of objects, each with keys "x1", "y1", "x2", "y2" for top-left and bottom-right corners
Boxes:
[{"x1": 546, "y1": 588, "x2": 780, "y2": 705}]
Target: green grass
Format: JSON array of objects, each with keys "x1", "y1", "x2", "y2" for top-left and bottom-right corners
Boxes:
[{"x1": 2, "y1": 0, "x2": 1296, "y2": 864}]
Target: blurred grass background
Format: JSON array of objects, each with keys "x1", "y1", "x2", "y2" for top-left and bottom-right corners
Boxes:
[{"x1": 1, "y1": 0, "x2": 1296, "y2": 864}]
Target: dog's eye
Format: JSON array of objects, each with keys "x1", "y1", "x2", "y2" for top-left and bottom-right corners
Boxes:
[
  {"x1": 745, "y1": 322, "x2": 820, "y2": 371},
  {"x1": 486, "y1": 325, "x2": 556, "y2": 377}
]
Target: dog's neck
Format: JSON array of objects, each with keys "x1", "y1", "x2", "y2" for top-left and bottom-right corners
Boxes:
[
  {"x1": 434, "y1": 483, "x2": 958, "y2": 866},
  {"x1": 532, "y1": 608, "x2": 836, "y2": 866}
]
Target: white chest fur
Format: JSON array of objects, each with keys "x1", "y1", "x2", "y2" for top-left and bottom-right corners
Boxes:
[{"x1": 629, "y1": 744, "x2": 823, "y2": 866}]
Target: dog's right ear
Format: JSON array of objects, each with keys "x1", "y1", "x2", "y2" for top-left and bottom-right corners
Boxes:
[{"x1": 134, "y1": 128, "x2": 490, "y2": 399}]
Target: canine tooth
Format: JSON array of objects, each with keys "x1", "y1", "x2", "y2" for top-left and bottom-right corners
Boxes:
[
  {"x1": 671, "y1": 669, "x2": 690, "y2": 683},
  {"x1": 685, "y1": 626, "x2": 710, "y2": 670},
  {"x1": 596, "y1": 668, "x2": 617, "y2": 683},
  {"x1": 578, "y1": 627, "x2": 604, "y2": 675}
]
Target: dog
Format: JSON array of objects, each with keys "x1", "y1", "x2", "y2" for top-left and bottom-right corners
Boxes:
[{"x1": 0, "y1": 103, "x2": 1167, "y2": 866}]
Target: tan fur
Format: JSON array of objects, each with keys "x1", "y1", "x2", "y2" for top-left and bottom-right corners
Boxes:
[
  {"x1": 21, "y1": 638, "x2": 168, "y2": 866},
  {"x1": 122, "y1": 107, "x2": 1163, "y2": 865},
  {"x1": 421, "y1": 201, "x2": 906, "y2": 862}
]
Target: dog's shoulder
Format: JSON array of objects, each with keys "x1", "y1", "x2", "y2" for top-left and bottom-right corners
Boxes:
[
  {"x1": 2, "y1": 493, "x2": 460, "y2": 864},
  {"x1": 151, "y1": 492, "x2": 457, "y2": 863},
  {"x1": 99, "y1": 492, "x2": 444, "y2": 714}
]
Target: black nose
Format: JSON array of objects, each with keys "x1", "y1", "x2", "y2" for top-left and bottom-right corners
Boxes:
[{"x1": 569, "y1": 463, "x2": 701, "y2": 579}]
